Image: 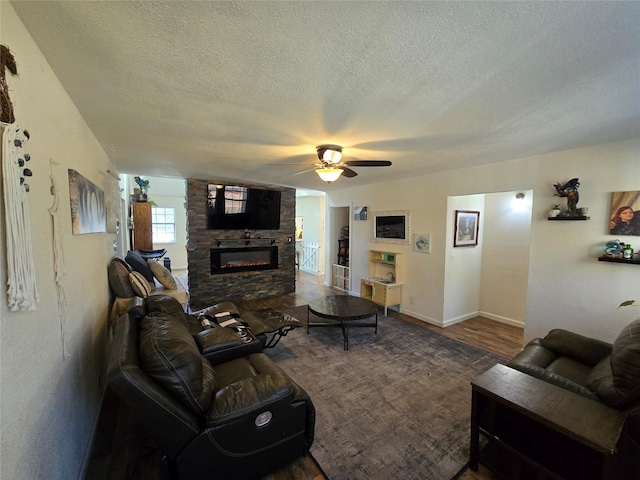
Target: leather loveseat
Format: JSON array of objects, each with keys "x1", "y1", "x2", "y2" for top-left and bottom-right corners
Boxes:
[
  {"x1": 107, "y1": 295, "x2": 315, "y2": 480},
  {"x1": 507, "y1": 318, "x2": 640, "y2": 475}
]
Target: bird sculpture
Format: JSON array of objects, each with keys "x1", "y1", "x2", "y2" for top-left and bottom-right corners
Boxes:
[{"x1": 554, "y1": 178, "x2": 580, "y2": 215}]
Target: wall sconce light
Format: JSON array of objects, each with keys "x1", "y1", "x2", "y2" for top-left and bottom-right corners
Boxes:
[
  {"x1": 513, "y1": 192, "x2": 526, "y2": 211},
  {"x1": 315, "y1": 167, "x2": 343, "y2": 183}
]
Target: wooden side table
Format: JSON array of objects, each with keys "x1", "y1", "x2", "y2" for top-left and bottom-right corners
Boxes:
[{"x1": 470, "y1": 364, "x2": 626, "y2": 480}]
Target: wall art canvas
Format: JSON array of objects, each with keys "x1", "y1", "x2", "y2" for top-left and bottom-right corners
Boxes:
[
  {"x1": 414, "y1": 234, "x2": 431, "y2": 253},
  {"x1": 609, "y1": 191, "x2": 640, "y2": 236},
  {"x1": 68, "y1": 169, "x2": 105, "y2": 234},
  {"x1": 354, "y1": 206, "x2": 367, "y2": 220},
  {"x1": 454, "y1": 210, "x2": 479, "y2": 247}
]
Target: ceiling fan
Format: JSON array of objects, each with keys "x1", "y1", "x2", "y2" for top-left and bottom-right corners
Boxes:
[{"x1": 273, "y1": 145, "x2": 392, "y2": 183}]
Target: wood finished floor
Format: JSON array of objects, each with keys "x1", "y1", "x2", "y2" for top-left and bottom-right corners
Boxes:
[
  {"x1": 89, "y1": 269, "x2": 522, "y2": 480},
  {"x1": 233, "y1": 270, "x2": 522, "y2": 480}
]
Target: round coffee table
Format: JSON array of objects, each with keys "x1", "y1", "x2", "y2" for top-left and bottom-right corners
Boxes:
[{"x1": 307, "y1": 296, "x2": 378, "y2": 350}]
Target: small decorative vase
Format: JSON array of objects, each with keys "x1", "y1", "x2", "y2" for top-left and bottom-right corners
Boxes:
[
  {"x1": 623, "y1": 244, "x2": 634, "y2": 259},
  {"x1": 549, "y1": 209, "x2": 561, "y2": 217}
]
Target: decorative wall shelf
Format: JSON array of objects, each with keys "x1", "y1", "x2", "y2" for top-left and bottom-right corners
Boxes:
[
  {"x1": 548, "y1": 216, "x2": 590, "y2": 221},
  {"x1": 598, "y1": 256, "x2": 640, "y2": 265}
]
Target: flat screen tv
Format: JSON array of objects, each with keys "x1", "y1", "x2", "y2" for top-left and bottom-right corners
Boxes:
[{"x1": 207, "y1": 184, "x2": 281, "y2": 230}]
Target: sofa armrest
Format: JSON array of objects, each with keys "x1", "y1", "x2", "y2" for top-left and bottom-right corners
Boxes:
[
  {"x1": 508, "y1": 361, "x2": 602, "y2": 402},
  {"x1": 195, "y1": 327, "x2": 261, "y2": 365},
  {"x1": 542, "y1": 329, "x2": 612, "y2": 366},
  {"x1": 206, "y1": 372, "x2": 293, "y2": 426}
]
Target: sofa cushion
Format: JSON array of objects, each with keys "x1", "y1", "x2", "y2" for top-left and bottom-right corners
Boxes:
[
  {"x1": 590, "y1": 318, "x2": 640, "y2": 409},
  {"x1": 148, "y1": 260, "x2": 177, "y2": 290},
  {"x1": 129, "y1": 271, "x2": 152, "y2": 298},
  {"x1": 145, "y1": 295, "x2": 186, "y2": 319},
  {"x1": 139, "y1": 312, "x2": 216, "y2": 414},
  {"x1": 108, "y1": 256, "x2": 136, "y2": 298},
  {"x1": 126, "y1": 250, "x2": 155, "y2": 285}
]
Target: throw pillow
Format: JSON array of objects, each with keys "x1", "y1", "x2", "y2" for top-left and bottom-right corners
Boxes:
[
  {"x1": 129, "y1": 271, "x2": 152, "y2": 298},
  {"x1": 108, "y1": 256, "x2": 136, "y2": 298},
  {"x1": 139, "y1": 312, "x2": 216, "y2": 414},
  {"x1": 126, "y1": 250, "x2": 155, "y2": 285},
  {"x1": 148, "y1": 260, "x2": 177, "y2": 290}
]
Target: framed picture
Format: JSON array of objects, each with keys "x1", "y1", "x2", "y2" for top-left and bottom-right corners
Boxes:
[
  {"x1": 354, "y1": 206, "x2": 367, "y2": 221},
  {"x1": 414, "y1": 234, "x2": 431, "y2": 253},
  {"x1": 609, "y1": 191, "x2": 640, "y2": 236},
  {"x1": 454, "y1": 210, "x2": 479, "y2": 247},
  {"x1": 372, "y1": 210, "x2": 410, "y2": 245},
  {"x1": 68, "y1": 169, "x2": 105, "y2": 234}
]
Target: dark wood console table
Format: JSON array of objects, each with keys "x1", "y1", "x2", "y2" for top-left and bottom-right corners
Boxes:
[{"x1": 470, "y1": 364, "x2": 626, "y2": 480}]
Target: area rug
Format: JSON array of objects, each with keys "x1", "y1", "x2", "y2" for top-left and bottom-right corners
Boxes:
[{"x1": 264, "y1": 305, "x2": 506, "y2": 480}]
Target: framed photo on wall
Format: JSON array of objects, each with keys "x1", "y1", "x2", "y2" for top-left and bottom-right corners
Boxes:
[
  {"x1": 454, "y1": 210, "x2": 479, "y2": 247},
  {"x1": 354, "y1": 206, "x2": 368, "y2": 220},
  {"x1": 372, "y1": 210, "x2": 410, "y2": 245},
  {"x1": 414, "y1": 234, "x2": 431, "y2": 253},
  {"x1": 609, "y1": 191, "x2": 640, "y2": 236}
]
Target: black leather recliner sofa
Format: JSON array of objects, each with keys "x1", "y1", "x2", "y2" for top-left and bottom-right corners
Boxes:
[
  {"x1": 507, "y1": 318, "x2": 640, "y2": 475},
  {"x1": 107, "y1": 295, "x2": 315, "y2": 480}
]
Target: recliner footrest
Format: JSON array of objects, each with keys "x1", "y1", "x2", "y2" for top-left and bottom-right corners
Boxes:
[{"x1": 241, "y1": 310, "x2": 302, "y2": 348}]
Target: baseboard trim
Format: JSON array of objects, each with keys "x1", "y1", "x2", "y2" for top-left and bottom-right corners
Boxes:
[{"x1": 478, "y1": 311, "x2": 525, "y2": 328}]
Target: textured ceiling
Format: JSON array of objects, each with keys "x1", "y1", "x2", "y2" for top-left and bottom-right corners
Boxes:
[{"x1": 10, "y1": 1, "x2": 640, "y2": 192}]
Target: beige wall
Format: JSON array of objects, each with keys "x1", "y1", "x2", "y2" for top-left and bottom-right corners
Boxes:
[
  {"x1": 480, "y1": 190, "x2": 533, "y2": 327},
  {"x1": 1, "y1": 4, "x2": 114, "y2": 479},
  {"x1": 328, "y1": 138, "x2": 640, "y2": 344}
]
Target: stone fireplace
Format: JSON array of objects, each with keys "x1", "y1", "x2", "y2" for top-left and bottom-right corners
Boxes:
[
  {"x1": 210, "y1": 245, "x2": 278, "y2": 274},
  {"x1": 186, "y1": 179, "x2": 296, "y2": 309}
]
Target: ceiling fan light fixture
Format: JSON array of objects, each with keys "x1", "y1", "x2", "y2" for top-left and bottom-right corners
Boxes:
[
  {"x1": 315, "y1": 167, "x2": 343, "y2": 183},
  {"x1": 323, "y1": 149, "x2": 342, "y2": 164},
  {"x1": 317, "y1": 144, "x2": 343, "y2": 164}
]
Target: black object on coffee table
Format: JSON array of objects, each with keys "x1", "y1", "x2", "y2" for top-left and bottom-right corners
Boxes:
[{"x1": 307, "y1": 295, "x2": 378, "y2": 350}]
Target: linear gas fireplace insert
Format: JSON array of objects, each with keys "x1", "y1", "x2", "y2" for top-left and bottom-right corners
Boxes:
[{"x1": 210, "y1": 246, "x2": 278, "y2": 275}]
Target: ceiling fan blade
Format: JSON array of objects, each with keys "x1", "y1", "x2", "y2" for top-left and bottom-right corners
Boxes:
[
  {"x1": 344, "y1": 160, "x2": 392, "y2": 167},
  {"x1": 294, "y1": 167, "x2": 317, "y2": 176},
  {"x1": 268, "y1": 163, "x2": 318, "y2": 166},
  {"x1": 340, "y1": 167, "x2": 358, "y2": 178}
]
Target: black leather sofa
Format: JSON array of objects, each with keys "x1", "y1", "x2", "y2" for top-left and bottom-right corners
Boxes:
[
  {"x1": 507, "y1": 318, "x2": 640, "y2": 475},
  {"x1": 107, "y1": 295, "x2": 315, "y2": 480}
]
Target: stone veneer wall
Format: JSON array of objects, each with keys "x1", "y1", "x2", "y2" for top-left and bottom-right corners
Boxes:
[{"x1": 186, "y1": 178, "x2": 296, "y2": 309}]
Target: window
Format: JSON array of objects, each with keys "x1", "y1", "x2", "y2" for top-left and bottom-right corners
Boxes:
[{"x1": 152, "y1": 207, "x2": 176, "y2": 243}]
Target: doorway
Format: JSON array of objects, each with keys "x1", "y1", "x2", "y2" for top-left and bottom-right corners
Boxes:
[
  {"x1": 328, "y1": 204, "x2": 351, "y2": 291},
  {"x1": 443, "y1": 190, "x2": 532, "y2": 329}
]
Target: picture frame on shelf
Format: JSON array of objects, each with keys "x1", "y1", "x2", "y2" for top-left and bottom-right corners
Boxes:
[{"x1": 454, "y1": 210, "x2": 479, "y2": 247}]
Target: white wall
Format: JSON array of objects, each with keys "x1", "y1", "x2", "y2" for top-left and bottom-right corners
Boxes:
[
  {"x1": 443, "y1": 194, "x2": 485, "y2": 325},
  {"x1": 1, "y1": 4, "x2": 115, "y2": 479},
  {"x1": 480, "y1": 191, "x2": 532, "y2": 326},
  {"x1": 328, "y1": 138, "x2": 640, "y2": 345}
]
